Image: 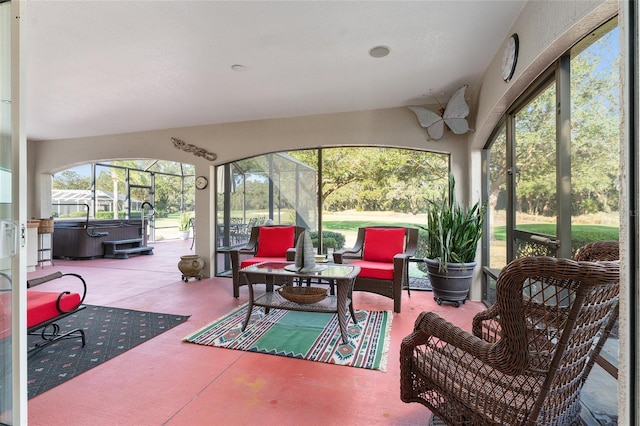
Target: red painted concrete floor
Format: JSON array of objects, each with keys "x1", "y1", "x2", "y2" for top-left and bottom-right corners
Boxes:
[{"x1": 26, "y1": 239, "x2": 486, "y2": 426}]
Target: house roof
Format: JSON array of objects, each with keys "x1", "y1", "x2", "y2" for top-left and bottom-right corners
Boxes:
[{"x1": 52, "y1": 189, "x2": 129, "y2": 203}]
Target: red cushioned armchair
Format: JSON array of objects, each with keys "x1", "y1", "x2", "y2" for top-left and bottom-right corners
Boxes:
[
  {"x1": 231, "y1": 225, "x2": 306, "y2": 298},
  {"x1": 334, "y1": 226, "x2": 418, "y2": 313}
]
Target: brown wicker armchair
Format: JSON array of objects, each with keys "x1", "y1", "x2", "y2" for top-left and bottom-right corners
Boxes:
[
  {"x1": 470, "y1": 241, "x2": 620, "y2": 356},
  {"x1": 574, "y1": 240, "x2": 619, "y2": 262},
  {"x1": 400, "y1": 255, "x2": 619, "y2": 425},
  {"x1": 334, "y1": 226, "x2": 418, "y2": 313},
  {"x1": 230, "y1": 225, "x2": 306, "y2": 298}
]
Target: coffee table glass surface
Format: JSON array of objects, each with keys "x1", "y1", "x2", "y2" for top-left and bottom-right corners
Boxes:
[{"x1": 239, "y1": 261, "x2": 360, "y2": 343}]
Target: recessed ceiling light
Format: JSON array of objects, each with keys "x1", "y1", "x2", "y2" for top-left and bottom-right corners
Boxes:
[
  {"x1": 369, "y1": 45, "x2": 390, "y2": 58},
  {"x1": 231, "y1": 64, "x2": 247, "y2": 72}
]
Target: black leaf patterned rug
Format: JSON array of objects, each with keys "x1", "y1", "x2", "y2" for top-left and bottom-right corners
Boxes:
[{"x1": 27, "y1": 305, "x2": 189, "y2": 399}]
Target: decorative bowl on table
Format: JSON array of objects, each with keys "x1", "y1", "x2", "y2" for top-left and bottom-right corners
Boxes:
[{"x1": 278, "y1": 286, "x2": 327, "y2": 304}]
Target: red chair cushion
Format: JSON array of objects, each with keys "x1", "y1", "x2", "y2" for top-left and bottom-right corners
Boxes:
[
  {"x1": 362, "y1": 228, "x2": 406, "y2": 263},
  {"x1": 256, "y1": 226, "x2": 296, "y2": 257},
  {"x1": 240, "y1": 256, "x2": 287, "y2": 269},
  {"x1": 27, "y1": 291, "x2": 81, "y2": 329},
  {"x1": 350, "y1": 260, "x2": 395, "y2": 280}
]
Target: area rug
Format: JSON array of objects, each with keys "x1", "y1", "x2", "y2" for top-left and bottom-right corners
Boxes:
[
  {"x1": 184, "y1": 305, "x2": 391, "y2": 371},
  {"x1": 26, "y1": 305, "x2": 190, "y2": 399}
]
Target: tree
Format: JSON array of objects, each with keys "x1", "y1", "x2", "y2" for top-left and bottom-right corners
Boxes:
[
  {"x1": 289, "y1": 147, "x2": 448, "y2": 214},
  {"x1": 490, "y1": 27, "x2": 620, "y2": 219},
  {"x1": 53, "y1": 170, "x2": 91, "y2": 190}
]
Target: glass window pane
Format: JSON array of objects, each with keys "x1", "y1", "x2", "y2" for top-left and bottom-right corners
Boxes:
[
  {"x1": 215, "y1": 147, "x2": 449, "y2": 281},
  {"x1": 0, "y1": 2, "x2": 12, "y2": 420},
  {"x1": 570, "y1": 25, "x2": 620, "y2": 252},
  {"x1": 514, "y1": 82, "x2": 557, "y2": 233},
  {"x1": 488, "y1": 125, "x2": 507, "y2": 273},
  {"x1": 513, "y1": 82, "x2": 558, "y2": 258}
]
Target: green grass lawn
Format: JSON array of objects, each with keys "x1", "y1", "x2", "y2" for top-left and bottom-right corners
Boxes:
[
  {"x1": 492, "y1": 224, "x2": 619, "y2": 242},
  {"x1": 323, "y1": 220, "x2": 423, "y2": 232}
]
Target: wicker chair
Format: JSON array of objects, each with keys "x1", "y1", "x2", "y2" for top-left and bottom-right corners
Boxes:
[
  {"x1": 574, "y1": 240, "x2": 619, "y2": 262},
  {"x1": 230, "y1": 225, "x2": 306, "y2": 298},
  {"x1": 573, "y1": 241, "x2": 620, "y2": 382},
  {"x1": 334, "y1": 226, "x2": 419, "y2": 313},
  {"x1": 400, "y1": 254, "x2": 619, "y2": 425}
]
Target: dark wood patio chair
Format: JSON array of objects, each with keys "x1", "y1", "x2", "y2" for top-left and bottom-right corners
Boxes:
[
  {"x1": 400, "y1": 253, "x2": 619, "y2": 425},
  {"x1": 230, "y1": 225, "x2": 306, "y2": 298},
  {"x1": 334, "y1": 226, "x2": 418, "y2": 313}
]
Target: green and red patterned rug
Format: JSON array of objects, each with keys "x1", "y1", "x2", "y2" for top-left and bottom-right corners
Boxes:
[{"x1": 184, "y1": 305, "x2": 391, "y2": 371}]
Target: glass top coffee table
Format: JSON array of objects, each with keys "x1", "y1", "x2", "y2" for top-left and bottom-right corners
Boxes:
[{"x1": 239, "y1": 261, "x2": 360, "y2": 343}]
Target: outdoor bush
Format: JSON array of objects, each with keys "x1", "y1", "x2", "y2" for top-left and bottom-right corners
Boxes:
[
  {"x1": 309, "y1": 231, "x2": 345, "y2": 251},
  {"x1": 95, "y1": 211, "x2": 113, "y2": 219},
  {"x1": 321, "y1": 237, "x2": 337, "y2": 253}
]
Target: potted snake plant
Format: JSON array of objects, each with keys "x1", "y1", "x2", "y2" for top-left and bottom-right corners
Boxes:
[
  {"x1": 178, "y1": 212, "x2": 193, "y2": 239},
  {"x1": 422, "y1": 174, "x2": 486, "y2": 307}
]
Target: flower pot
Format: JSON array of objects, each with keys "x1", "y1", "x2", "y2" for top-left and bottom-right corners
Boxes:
[
  {"x1": 179, "y1": 230, "x2": 190, "y2": 240},
  {"x1": 424, "y1": 258, "x2": 476, "y2": 307},
  {"x1": 178, "y1": 254, "x2": 204, "y2": 282}
]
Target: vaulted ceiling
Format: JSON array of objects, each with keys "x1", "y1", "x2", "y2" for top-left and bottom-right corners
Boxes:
[{"x1": 26, "y1": 1, "x2": 526, "y2": 141}]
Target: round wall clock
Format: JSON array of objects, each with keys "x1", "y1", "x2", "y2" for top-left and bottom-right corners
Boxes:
[
  {"x1": 501, "y1": 33, "x2": 519, "y2": 82},
  {"x1": 195, "y1": 176, "x2": 208, "y2": 190}
]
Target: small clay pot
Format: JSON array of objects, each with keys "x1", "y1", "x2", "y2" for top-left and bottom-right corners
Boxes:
[{"x1": 178, "y1": 254, "x2": 204, "y2": 282}]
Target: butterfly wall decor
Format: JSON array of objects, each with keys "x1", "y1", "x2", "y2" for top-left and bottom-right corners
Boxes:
[{"x1": 407, "y1": 85, "x2": 471, "y2": 140}]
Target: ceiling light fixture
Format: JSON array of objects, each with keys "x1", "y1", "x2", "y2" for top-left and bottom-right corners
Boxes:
[
  {"x1": 368, "y1": 45, "x2": 390, "y2": 58},
  {"x1": 231, "y1": 64, "x2": 247, "y2": 72}
]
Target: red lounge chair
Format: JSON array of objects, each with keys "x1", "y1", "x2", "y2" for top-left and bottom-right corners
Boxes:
[
  {"x1": 26, "y1": 271, "x2": 87, "y2": 355},
  {"x1": 230, "y1": 225, "x2": 306, "y2": 298},
  {"x1": 334, "y1": 226, "x2": 418, "y2": 313}
]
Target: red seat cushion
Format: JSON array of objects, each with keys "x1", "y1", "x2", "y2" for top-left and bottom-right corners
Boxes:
[
  {"x1": 350, "y1": 260, "x2": 395, "y2": 280},
  {"x1": 256, "y1": 226, "x2": 296, "y2": 257},
  {"x1": 240, "y1": 256, "x2": 287, "y2": 269},
  {"x1": 362, "y1": 228, "x2": 406, "y2": 263},
  {"x1": 27, "y1": 291, "x2": 81, "y2": 328}
]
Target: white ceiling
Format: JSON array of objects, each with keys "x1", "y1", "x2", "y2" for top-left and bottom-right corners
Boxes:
[{"x1": 25, "y1": 1, "x2": 526, "y2": 141}]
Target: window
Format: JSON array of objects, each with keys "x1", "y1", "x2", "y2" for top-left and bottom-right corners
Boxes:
[
  {"x1": 484, "y1": 18, "x2": 620, "y2": 284},
  {"x1": 482, "y1": 17, "x2": 620, "y2": 422},
  {"x1": 52, "y1": 160, "x2": 195, "y2": 241},
  {"x1": 214, "y1": 147, "x2": 449, "y2": 278}
]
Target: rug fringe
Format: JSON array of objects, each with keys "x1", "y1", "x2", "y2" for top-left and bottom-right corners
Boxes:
[
  {"x1": 183, "y1": 302, "x2": 249, "y2": 341},
  {"x1": 378, "y1": 310, "x2": 393, "y2": 373}
]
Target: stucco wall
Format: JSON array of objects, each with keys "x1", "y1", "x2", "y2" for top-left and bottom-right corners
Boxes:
[{"x1": 30, "y1": 107, "x2": 469, "y2": 278}]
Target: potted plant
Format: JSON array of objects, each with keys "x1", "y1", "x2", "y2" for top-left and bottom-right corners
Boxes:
[
  {"x1": 422, "y1": 174, "x2": 486, "y2": 306},
  {"x1": 178, "y1": 212, "x2": 193, "y2": 239}
]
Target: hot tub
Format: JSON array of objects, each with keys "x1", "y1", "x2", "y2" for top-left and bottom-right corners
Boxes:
[{"x1": 53, "y1": 219, "x2": 148, "y2": 259}]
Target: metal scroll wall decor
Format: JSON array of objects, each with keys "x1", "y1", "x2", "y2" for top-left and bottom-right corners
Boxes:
[{"x1": 171, "y1": 137, "x2": 217, "y2": 161}]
